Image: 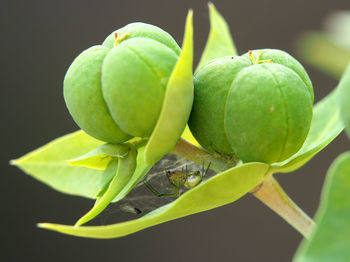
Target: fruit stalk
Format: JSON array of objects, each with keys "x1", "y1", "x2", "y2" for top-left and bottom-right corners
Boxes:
[
  {"x1": 171, "y1": 138, "x2": 236, "y2": 172},
  {"x1": 251, "y1": 174, "x2": 315, "y2": 239}
]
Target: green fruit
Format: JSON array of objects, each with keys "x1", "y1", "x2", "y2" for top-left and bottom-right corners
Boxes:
[
  {"x1": 64, "y1": 23, "x2": 181, "y2": 143},
  {"x1": 189, "y1": 49, "x2": 314, "y2": 164}
]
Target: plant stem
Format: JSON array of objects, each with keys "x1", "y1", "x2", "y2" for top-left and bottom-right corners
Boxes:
[
  {"x1": 171, "y1": 138, "x2": 236, "y2": 172},
  {"x1": 251, "y1": 174, "x2": 315, "y2": 239}
]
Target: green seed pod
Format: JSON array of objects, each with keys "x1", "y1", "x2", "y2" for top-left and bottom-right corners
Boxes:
[
  {"x1": 64, "y1": 23, "x2": 181, "y2": 143},
  {"x1": 189, "y1": 49, "x2": 314, "y2": 164},
  {"x1": 64, "y1": 13, "x2": 194, "y2": 165}
]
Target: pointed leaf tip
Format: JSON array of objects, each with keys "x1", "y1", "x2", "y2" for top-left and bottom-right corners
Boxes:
[
  {"x1": 196, "y1": 2, "x2": 237, "y2": 71},
  {"x1": 37, "y1": 223, "x2": 50, "y2": 229},
  {"x1": 74, "y1": 147, "x2": 137, "y2": 226},
  {"x1": 11, "y1": 130, "x2": 107, "y2": 199},
  {"x1": 208, "y1": 2, "x2": 215, "y2": 10}
]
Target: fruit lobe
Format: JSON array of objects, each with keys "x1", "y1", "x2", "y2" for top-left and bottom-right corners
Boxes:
[
  {"x1": 189, "y1": 49, "x2": 314, "y2": 164},
  {"x1": 64, "y1": 23, "x2": 181, "y2": 143}
]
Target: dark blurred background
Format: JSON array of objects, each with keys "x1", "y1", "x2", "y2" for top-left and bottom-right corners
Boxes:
[{"x1": 2, "y1": 0, "x2": 350, "y2": 261}]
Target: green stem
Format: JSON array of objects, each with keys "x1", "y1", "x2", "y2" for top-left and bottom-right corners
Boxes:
[
  {"x1": 251, "y1": 174, "x2": 315, "y2": 239},
  {"x1": 172, "y1": 138, "x2": 315, "y2": 239},
  {"x1": 171, "y1": 138, "x2": 236, "y2": 172}
]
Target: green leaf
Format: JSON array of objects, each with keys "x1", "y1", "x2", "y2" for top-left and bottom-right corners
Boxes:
[
  {"x1": 339, "y1": 63, "x2": 350, "y2": 137},
  {"x1": 297, "y1": 32, "x2": 350, "y2": 79},
  {"x1": 271, "y1": 86, "x2": 344, "y2": 173},
  {"x1": 68, "y1": 143, "x2": 128, "y2": 170},
  {"x1": 113, "y1": 144, "x2": 153, "y2": 203},
  {"x1": 75, "y1": 145, "x2": 137, "y2": 226},
  {"x1": 293, "y1": 152, "x2": 350, "y2": 262},
  {"x1": 38, "y1": 162, "x2": 268, "y2": 238},
  {"x1": 196, "y1": 2, "x2": 237, "y2": 71},
  {"x1": 144, "y1": 10, "x2": 194, "y2": 165},
  {"x1": 181, "y1": 125, "x2": 201, "y2": 147},
  {"x1": 10, "y1": 130, "x2": 114, "y2": 199},
  {"x1": 324, "y1": 11, "x2": 350, "y2": 50}
]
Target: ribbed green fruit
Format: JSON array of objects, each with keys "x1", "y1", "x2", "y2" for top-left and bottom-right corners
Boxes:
[
  {"x1": 64, "y1": 23, "x2": 181, "y2": 143},
  {"x1": 189, "y1": 49, "x2": 314, "y2": 164}
]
